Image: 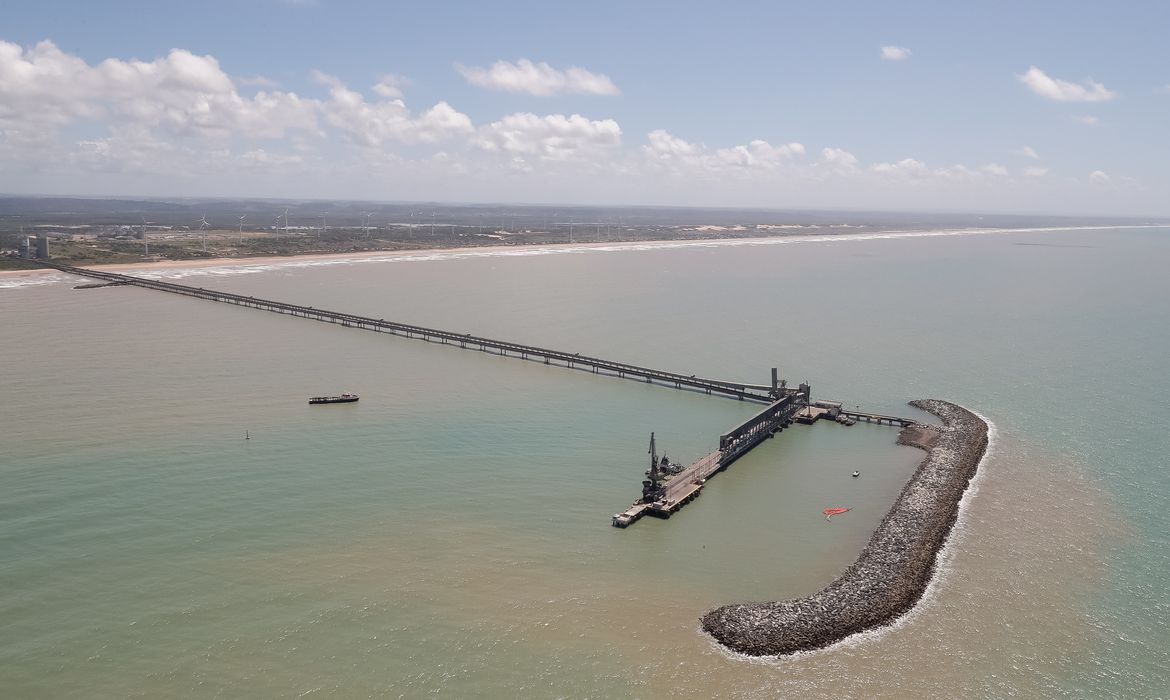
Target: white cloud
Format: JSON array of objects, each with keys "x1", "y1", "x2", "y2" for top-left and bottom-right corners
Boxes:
[
  {"x1": 870, "y1": 159, "x2": 1014, "y2": 183},
  {"x1": 236, "y1": 74, "x2": 278, "y2": 87},
  {"x1": 933, "y1": 164, "x2": 978, "y2": 181},
  {"x1": 372, "y1": 74, "x2": 408, "y2": 98},
  {"x1": 0, "y1": 39, "x2": 319, "y2": 138},
  {"x1": 643, "y1": 129, "x2": 700, "y2": 161},
  {"x1": 819, "y1": 147, "x2": 859, "y2": 173},
  {"x1": 712, "y1": 140, "x2": 804, "y2": 169},
  {"x1": 642, "y1": 131, "x2": 805, "y2": 174},
  {"x1": 880, "y1": 46, "x2": 911, "y2": 61},
  {"x1": 313, "y1": 71, "x2": 472, "y2": 146},
  {"x1": 871, "y1": 158, "x2": 930, "y2": 179},
  {"x1": 456, "y1": 59, "x2": 619, "y2": 96},
  {"x1": 1073, "y1": 115, "x2": 1099, "y2": 126},
  {"x1": 474, "y1": 113, "x2": 621, "y2": 160},
  {"x1": 1018, "y1": 66, "x2": 1116, "y2": 102},
  {"x1": 239, "y1": 149, "x2": 304, "y2": 170},
  {"x1": 72, "y1": 125, "x2": 182, "y2": 174},
  {"x1": 3, "y1": 38, "x2": 1157, "y2": 213}
]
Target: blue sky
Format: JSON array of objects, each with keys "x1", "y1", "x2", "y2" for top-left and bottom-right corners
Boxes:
[{"x1": 2, "y1": 0, "x2": 1167, "y2": 214}]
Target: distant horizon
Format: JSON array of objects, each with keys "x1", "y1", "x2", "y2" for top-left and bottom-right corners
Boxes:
[{"x1": 3, "y1": 192, "x2": 1168, "y2": 224}]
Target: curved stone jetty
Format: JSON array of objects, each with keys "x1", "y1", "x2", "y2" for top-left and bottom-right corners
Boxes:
[{"x1": 701, "y1": 399, "x2": 989, "y2": 656}]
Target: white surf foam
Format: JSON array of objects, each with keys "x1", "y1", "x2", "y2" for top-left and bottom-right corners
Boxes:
[
  {"x1": 0, "y1": 273, "x2": 72, "y2": 290},
  {"x1": 7, "y1": 223, "x2": 1164, "y2": 289},
  {"x1": 137, "y1": 224, "x2": 1167, "y2": 280},
  {"x1": 706, "y1": 408, "x2": 999, "y2": 665}
]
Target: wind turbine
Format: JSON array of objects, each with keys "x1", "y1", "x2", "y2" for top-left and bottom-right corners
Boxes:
[
  {"x1": 198, "y1": 214, "x2": 210, "y2": 252},
  {"x1": 140, "y1": 215, "x2": 150, "y2": 256},
  {"x1": 237, "y1": 215, "x2": 246, "y2": 246},
  {"x1": 319, "y1": 213, "x2": 326, "y2": 240},
  {"x1": 283, "y1": 208, "x2": 290, "y2": 234}
]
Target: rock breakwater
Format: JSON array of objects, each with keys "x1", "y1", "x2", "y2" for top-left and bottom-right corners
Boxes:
[{"x1": 701, "y1": 399, "x2": 989, "y2": 656}]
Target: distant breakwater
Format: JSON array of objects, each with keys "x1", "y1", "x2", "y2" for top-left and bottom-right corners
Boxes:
[{"x1": 701, "y1": 399, "x2": 989, "y2": 657}]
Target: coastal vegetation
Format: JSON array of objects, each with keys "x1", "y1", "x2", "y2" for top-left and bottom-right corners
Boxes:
[{"x1": 4, "y1": 197, "x2": 1151, "y2": 269}]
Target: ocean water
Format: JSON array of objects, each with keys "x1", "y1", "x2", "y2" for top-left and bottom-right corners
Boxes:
[{"x1": 1, "y1": 226, "x2": 1167, "y2": 698}]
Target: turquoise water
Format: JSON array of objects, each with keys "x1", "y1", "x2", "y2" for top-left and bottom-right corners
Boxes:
[{"x1": 1, "y1": 226, "x2": 1167, "y2": 697}]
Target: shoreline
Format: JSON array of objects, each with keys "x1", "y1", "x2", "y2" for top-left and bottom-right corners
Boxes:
[
  {"x1": 3, "y1": 222, "x2": 1163, "y2": 281},
  {"x1": 700, "y1": 399, "x2": 990, "y2": 657},
  {"x1": 0, "y1": 245, "x2": 526, "y2": 277}
]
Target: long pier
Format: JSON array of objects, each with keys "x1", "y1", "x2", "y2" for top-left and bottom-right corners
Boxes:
[
  {"x1": 44, "y1": 262, "x2": 783, "y2": 403},
  {"x1": 43, "y1": 261, "x2": 919, "y2": 529}
]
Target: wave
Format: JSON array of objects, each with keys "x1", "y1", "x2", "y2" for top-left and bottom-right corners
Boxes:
[
  {"x1": 6, "y1": 223, "x2": 1164, "y2": 288},
  {"x1": 707, "y1": 409, "x2": 999, "y2": 665},
  {"x1": 126, "y1": 224, "x2": 1170, "y2": 282},
  {"x1": 0, "y1": 273, "x2": 73, "y2": 290}
]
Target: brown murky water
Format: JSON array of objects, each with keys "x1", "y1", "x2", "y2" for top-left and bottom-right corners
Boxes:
[{"x1": 2, "y1": 227, "x2": 1166, "y2": 697}]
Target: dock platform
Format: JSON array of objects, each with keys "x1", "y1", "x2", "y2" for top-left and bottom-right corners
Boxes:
[
  {"x1": 613, "y1": 397, "x2": 920, "y2": 527},
  {"x1": 612, "y1": 396, "x2": 803, "y2": 527}
]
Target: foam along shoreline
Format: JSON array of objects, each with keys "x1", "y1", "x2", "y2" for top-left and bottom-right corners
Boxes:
[
  {"x1": 700, "y1": 399, "x2": 989, "y2": 657},
  {"x1": 1, "y1": 223, "x2": 1161, "y2": 284}
]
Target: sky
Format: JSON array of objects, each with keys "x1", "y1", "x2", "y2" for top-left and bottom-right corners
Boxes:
[{"x1": 1, "y1": 0, "x2": 1168, "y2": 215}]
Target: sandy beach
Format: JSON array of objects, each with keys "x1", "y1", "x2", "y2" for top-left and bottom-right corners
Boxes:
[
  {"x1": 3, "y1": 222, "x2": 1163, "y2": 283},
  {"x1": 1, "y1": 247, "x2": 494, "y2": 278},
  {"x1": 0, "y1": 238, "x2": 691, "y2": 281}
]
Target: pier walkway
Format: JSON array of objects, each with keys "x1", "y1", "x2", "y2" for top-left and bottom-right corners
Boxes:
[
  {"x1": 46, "y1": 263, "x2": 783, "y2": 403},
  {"x1": 838, "y1": 410, "x2": 918, "y2": 427}
]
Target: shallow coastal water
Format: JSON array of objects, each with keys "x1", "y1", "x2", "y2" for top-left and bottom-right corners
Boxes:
[{"x1": 2, "y1": 227, "x2": 1168, "y2": 697}]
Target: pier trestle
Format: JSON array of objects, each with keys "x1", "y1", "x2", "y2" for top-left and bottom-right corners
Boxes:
[
  {"x1": 44, "y1": 262, "x2": 801, "y2": 405},
  {"x1": 612, "y1": 396, "x2": 921, "y2": 528},
  {"x1": 612, "y1": 396, "x2": 803, "y2": 527}
]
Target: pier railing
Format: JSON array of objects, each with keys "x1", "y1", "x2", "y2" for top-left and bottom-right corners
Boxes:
[{"x1": 837, "y1": 410, "x2": 917, "y2": 427}]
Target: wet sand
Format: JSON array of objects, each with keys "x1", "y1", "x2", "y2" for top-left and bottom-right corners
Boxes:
[
  {"x1": 0, "y1": 236, "x2": 751, "y2": 279},
  {"x1": 0, "y1": 247, "x2": 498, "y2": 278}
]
